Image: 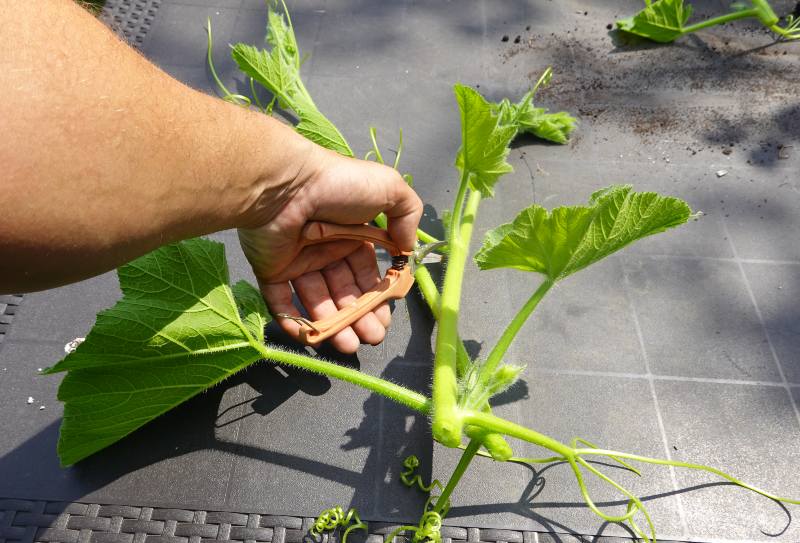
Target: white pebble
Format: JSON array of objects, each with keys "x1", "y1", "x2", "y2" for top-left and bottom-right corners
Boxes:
[
  {"x1": 39, "y1": 406, "x2": 46, "y2": 410},
  {"x1": 716, "y1": 170, "x2": 728, "y2": 178},
  {"x1": 27, "y1": 396, "x2": 34, "y2": 404}
]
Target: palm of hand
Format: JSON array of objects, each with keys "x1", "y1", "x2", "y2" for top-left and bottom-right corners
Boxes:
[{"x1": 238, "y1": 149, "x2": 418, "y2": 353}]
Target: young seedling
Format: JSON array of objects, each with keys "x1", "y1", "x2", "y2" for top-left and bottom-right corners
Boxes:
[
  {"x1": 44, "y1": 3, "x2": 800, "y2": 542},
  {"x1": 617, "y1": 0, "x2": 800, "y2": 43}
]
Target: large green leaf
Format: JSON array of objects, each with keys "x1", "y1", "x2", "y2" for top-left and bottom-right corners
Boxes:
[
  {"x1": 453, "y1": 84, "x2": 517, "y2": 198},
  {"x1": 475, "y1": 185, "x2": 692, "y2": 281},
  {"x1": 616, "y1": 0, "x2": 692, "y2": 43},
  {"x1": 44, "y1": 239, "x2": 269, "y2": 466}
]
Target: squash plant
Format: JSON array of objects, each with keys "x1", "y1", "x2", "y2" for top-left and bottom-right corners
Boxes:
[
  {"x1": 44, "y1": 4, "x2": 799, "y2": 542},
  {"x1": 617, "y1": 0, "x2": 800, "y2": 43}
]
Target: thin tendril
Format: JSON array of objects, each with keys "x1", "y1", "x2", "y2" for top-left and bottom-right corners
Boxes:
[
  {"x1": 369, "y1": 127, "x2": 385, "y2": 164},
  {"x1": 576, "y1": 457, "x2": 656, "y2": 543},
  {"x1": 570, "y1": 437, "x2": 641, "y2": 476},
  {"x1": 393, "y1": 128, "x2": 404, "y2": 170},
  {"x1": 250, "y1": 78, "x2": 266, "y2": 112},
  {"x1": 394, "y1": 456, "x2": 448, "y2": 543},
  {"x1": 206, "y1": 18, "x2": 251, "y2": 106},
  {"x1": 386, "y1": 495, "x2": 445, "y2": 543},
  {"x1": 309, "y1": 506, "x2": 367, "y2": 543},
  {"x1": 400, "y1": 455, "x2": 443, "y2": 493}
]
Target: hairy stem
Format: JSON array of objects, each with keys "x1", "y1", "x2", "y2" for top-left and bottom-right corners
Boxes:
[
  {"x1": 257, "y1": 343, "x2": 430, "y2": 414},
  {"x1": 462, "y1": 409, "x2": 574, "y2": 458},
  {"x1": 432, "y1": 187, "x2": 481, "y2": 446},
  {"x1": 416, "y1": 264, "x2": 513, "y2": 460},
  {"x1": 478, "y1": 279, "x2": 553, "y2": 386},
  {"x1": 433, "y1": 438, "x2": 482, "y2": 514},
  {"x1": 414, "y1": 265, "x2": 470, "y2": 375}
]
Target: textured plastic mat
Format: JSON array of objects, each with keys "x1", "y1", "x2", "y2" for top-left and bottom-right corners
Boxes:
[
  {"x1": 99, "y1": 0, "x2": 162, "y2": 49},
  {"x1": 1, "y1": 1, "x2": 799, "y2": 542},
  {"x1": 0, "y1": 498, "x2": 686, "y2": 543}
]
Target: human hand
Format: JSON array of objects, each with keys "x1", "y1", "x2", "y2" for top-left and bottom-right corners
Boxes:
[{"x1": 238, "y1": 140, "x2": 422, "y2": 353}]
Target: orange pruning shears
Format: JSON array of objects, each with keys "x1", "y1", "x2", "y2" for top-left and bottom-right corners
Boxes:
[{"x1": 276, "y1": 221, "x2": 444, "y2": 346}]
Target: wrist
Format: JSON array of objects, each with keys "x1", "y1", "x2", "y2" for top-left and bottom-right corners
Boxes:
[{"x1": 227, "y1": 110, "x2": 316, "y2": 230}]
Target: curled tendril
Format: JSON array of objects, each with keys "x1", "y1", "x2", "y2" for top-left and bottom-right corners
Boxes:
[
  {"x1": 386, "y1": 509, "x2": 444, "y2": 543},
  {"x1": 400, "y1": 455, "x2": 443, "y2": 493},
  {"x1": 309, "y1": 506, "x2": 367, "y2": 543},
  {"x1": 391, "y1": 456, "x2": 448, "y2": 543}
]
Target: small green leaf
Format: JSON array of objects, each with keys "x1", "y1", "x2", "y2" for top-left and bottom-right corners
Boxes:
[
  {"x1": 231, "y1": 9, "x2": 354, "y2": 158},
  {"x1": 453, "y1": 84, "x2": 517, "y2": 198},
  {"x1": 296, "y1": 111, "x2": 355, "y2": 157},
  {"x1": 232, "y1": 43, "x2": 297, "y2": 102},
  {"x1": 266, "y1": 9, "x2": 299, "y2": 61},
  {"x1": 46, "y1": 239, "x2": 267, "y2": 466},
  {"x1": 616, "y1": 0, "x2": 693, "y2": 43},
  {"x1": 516, "y1": 109, "x2": 577, "y2": 144},
  {"x1": 488, "y1": 71, "x2": 577, "y2": 145},
  {"x1": 475, "y1": 185, "x2": 691, "y2": 281}
]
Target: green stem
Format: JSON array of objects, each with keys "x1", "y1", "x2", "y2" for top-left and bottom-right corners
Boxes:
[
  {"x1": 477, "y1": 279, "x2": 553, "y2": 385},
  {"x1": 256, "y1": 343, "x2": 430, "y2": 414},
  {"x1": 462, "y1": 409, "x2": 574, "y2": 458},
  {"x1": 414, "y1": 265, "x2": 470, "y2": 376},
  {"x1": 372, "y1": 213, "x2": 440, "y2": 249},
  {"x1": 433, "y1": 438, "x2": 481, "y2": 514},
  {"x1": 432, "y1": 189, "x2": 481, "y2": 447},
  {"x1": 682, "y1": 8, "x2": 757, "y2": 33},
  {"x1": 206, "y1": 18, "x2": 250, "y2": 106}
]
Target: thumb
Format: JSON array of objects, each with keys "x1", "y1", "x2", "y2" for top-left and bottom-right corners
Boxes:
[{"x1": 384, "y1": 178, "x2": 423, "y2": 252}]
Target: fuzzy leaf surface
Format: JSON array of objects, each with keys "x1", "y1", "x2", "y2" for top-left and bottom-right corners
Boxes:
[
  {"x1": 454, "y1": 84, "x2": 517, "y2": 198},
  {"x1": 475, "y1": 185, "x2": 691, "y2": 280},
  {"x1": 45, "y1": 239, "x2": 268, "y2": 466},
  {"x1": 616, "y1": 0, "x2": 692, "y2": 43}
]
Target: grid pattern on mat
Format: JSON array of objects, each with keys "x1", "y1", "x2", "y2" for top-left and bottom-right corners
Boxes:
[{"x1": 0, "y1": 1, "x2": 798, "y2": 543}]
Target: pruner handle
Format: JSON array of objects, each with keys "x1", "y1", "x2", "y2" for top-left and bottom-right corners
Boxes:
[{"x1": 280, "y1": 222, "x2": 414, "y2": 346}]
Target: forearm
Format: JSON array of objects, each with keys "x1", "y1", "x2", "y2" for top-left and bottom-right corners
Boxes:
[{"x1": 0, "y1": 0, "x2": 309, "y2": 292}]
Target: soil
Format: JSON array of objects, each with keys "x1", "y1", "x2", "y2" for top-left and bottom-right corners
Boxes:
[{"x1": 494, "y1": 19, "x2": 800, "y2": 161}]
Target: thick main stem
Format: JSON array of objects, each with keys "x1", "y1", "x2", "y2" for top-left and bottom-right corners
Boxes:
[
  {"x1": 433, "y1": 438, "x2": 481, "y2": 514},
  {"x1": 432, "y1": 188, "x2": 481, "y2": 447},
  {"x1": 414, "y1": 265, "x2": 470, "y2": 376},
  {"x1": 416, "y1": 264, "x2": 513, "y2": 460},
  {"x1": 477, "y1": 279, "x2": 553, "y2": 385}
]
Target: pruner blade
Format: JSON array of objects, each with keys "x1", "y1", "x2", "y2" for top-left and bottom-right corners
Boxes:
[{"x1": 413, "y1": 240, "x2": 447, "y2": 266}]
